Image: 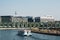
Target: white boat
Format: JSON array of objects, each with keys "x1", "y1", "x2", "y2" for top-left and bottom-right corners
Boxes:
[
  {"x1": 24, "y1": 30, "x2": 32, "y2": 36},
  {"x1": 18, "y1": 29, "x2": 32, "y2": 36}
]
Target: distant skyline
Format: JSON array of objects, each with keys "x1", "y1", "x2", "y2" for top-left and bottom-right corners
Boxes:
[{"x1": 0, "y1": 0, "x2": 60, "y2": 20}]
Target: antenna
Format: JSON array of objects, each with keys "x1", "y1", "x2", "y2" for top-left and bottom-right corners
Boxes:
[{"x1": 15, "y1": 11, "x2": 17, "y2": 15}]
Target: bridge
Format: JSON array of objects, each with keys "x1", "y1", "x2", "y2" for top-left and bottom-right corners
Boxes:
[{"x1": 0, "y1": 22, "x2": 60, "y2": 30}]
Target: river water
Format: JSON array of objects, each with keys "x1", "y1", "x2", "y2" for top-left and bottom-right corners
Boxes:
[{"x1": 0, "y1": 30, "x2": 60, "y2": 40}]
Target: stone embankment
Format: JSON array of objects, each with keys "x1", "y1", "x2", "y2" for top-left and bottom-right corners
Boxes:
[{"x1": 31, "y1": 27, "x2": 60, "y2": 36}]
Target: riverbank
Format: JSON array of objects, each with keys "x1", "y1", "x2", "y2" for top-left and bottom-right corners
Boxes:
[{"x1": 31, "y1": 27, "x2": 60, "y2": 36}]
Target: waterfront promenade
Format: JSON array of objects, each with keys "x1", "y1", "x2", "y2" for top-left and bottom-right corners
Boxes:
[{"x1": 0, "y1": 28, "x2": 30, "y2": 30}]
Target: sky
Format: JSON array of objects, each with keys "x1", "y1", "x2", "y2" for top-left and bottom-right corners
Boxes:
[{"x1": 0, "y1": 0, "x2": 60, "y2": 20}]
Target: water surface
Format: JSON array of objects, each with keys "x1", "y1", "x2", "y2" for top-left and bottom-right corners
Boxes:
[{"x1": 0, "y1": 30, "x2": 60, "y2": 40}]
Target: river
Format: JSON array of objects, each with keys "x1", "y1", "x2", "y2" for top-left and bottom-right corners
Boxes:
[{"x1": 0, "y1": 30, "x2": 60, "y2": 40}]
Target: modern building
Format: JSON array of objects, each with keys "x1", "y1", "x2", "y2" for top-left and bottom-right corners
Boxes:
[
  {"x1": 0, "y1": 15, "x2": 55, "y2": 23},
  {"x1": 26, "y1": 16, "x2": 33, "y2": 22},
  {"x1": 40, "y1": 16, "x2": 55, "y2": 22},
  {"x1": 0, "y1": 16, "x2": 13, "y2": 23},
  {"x1": 54, "y1": 20, "x2": 60, "y2": 24},
  {"x1": 34, "y1": 17, "x2": 40, "y2": 22},
  {"x1": 13, "y1": 16, "x2": 28, "y2": 22}
]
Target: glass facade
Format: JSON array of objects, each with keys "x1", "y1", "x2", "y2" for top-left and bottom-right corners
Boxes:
[
  {"x1": 35, "y1": 17, "x2": 40, "y2": 22},
  {"x1": 1, "y1": 16, "x2": 12, "y2": 23}
]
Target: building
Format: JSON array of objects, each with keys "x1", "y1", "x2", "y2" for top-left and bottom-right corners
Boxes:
[
  {"x1": 0, "y1": 16, "x2": 13, "y2": 23},
  {"x1": 13, "y1": 16, "x2": 28, "y2": 22},
  {"x1": 26, "y1": 16, "x2": 33, "y2": 22},
  {"x1": 41, "y1": 16, "x2": 55, "y2": 22},
  {"x1": 54, "y1": 20, "x2": 60, "y2": 24},
  {"x1": 34, "y1": 17, "x2": 40, "y2": 22},
  {"x1": 0, "y1": 15, "x2": 55, "y2": 23}
]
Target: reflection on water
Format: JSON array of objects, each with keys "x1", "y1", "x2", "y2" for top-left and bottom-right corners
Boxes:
[{"x1": 0, "y1": 30, "x2": 60, "y2": 40}]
